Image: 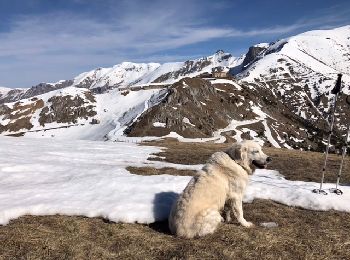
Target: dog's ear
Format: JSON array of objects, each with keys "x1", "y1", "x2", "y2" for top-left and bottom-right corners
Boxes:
[
  {"x1": 225, "y1": 143, "x2": 241, "y2": 161},
  {"x1": 226, "y1": 144, "x2": 252, "y2": 174},
  {"x1": 239, "y1": 146, "x2": 252, "y2": 174}
]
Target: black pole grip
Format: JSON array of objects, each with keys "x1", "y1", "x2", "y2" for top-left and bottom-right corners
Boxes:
[{"x1": 331, "y1": 74, "x2": 342, "y2": 95}]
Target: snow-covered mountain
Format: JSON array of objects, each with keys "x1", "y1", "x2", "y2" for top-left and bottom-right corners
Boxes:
[
  {"x1": 236, "y1": 25, "x2": 350, "y2": 138},
  {"x1": 0, "y1": 86, "x2": 26, "y2": 103},
  {"x1": 0, "y1": 50, "x2": 242, "y2": 103},
  {"x1": 73, "y1": 50, "x2": 243, "y2": 91},
  {"x1": 73, "y1": 62, "x2": 161, "y2": 90},
  {"x1": 0, "y1": 81, "x2": 72, "y2": 104},
  {"x1": 0, "y1": 25, "x2": 349, "y2": 151},
  {"x1": 238, "y1": 25, "x2": 350, "y2": 96},
  {"x1": 0, "y1": 87, "x2": 11, "y2": 96},
  {"x1": 0, "y1": 86, "x2": 167, "y2": 140}
]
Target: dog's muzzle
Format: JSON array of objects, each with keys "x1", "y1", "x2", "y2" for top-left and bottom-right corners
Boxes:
[{"x1": 252, "y1": 157, "x2": 272, "y2": 169}]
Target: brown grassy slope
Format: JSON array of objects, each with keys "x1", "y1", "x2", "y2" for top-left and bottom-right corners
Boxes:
[
  {"x1": 142, "y1": 139, "x2": 350, "y2": 183},
  {"x1": 1, "y1": 140, "x2": 350, "y2": 260},
  {"x1": 1, "y1": 201, "x2": 349, "y2": 260}
]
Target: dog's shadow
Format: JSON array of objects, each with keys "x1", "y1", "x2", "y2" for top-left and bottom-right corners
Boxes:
[{"x1": 149, "y1": 191, "x2": 179, "y2": 234}]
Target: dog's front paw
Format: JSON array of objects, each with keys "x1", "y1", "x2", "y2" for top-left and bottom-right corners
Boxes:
[{"x1": 242, "y1": 221, "x2": 255, "y2": 228}]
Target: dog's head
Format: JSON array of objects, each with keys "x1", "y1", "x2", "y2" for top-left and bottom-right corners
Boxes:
[{"x1": 225, "y1": 140, "x2": 272, "y2": 174}]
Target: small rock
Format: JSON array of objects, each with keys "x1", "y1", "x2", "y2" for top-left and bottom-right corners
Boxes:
[{"x1": 260, "y1": 222, "x2": 278, "y2": 228}]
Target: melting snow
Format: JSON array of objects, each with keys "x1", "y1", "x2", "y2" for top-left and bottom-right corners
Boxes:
[
  {"x1": 182, "y1": 117, "x2": 195, "y2": 127},
  {"x1": 211, "y1": 79, "x2": 243, "y2": 90},
  {"x1": 0, "y1": 137, "x2": 349, "y2": 226},
  {"x1": 215, "y1": 88, "x2": 226, "y2": 92},
  {"x1": 153, "y1": 122, "x2": 166, "y2": 128}
]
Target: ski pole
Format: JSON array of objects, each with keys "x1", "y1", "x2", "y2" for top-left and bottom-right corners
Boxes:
[
  {"x1": 330, "y1": 94, "x2": 350, "y2": 195},
  {"x1": 313, "y1": 74, "x2": 343, "y2": 195},
  {"x1": 329, "y1": 126, "x2": 349, "y2": 195}
]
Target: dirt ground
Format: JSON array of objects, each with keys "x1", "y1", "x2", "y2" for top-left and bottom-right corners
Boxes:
[{"x1": 1, "y1": 140, "x2": 350, "y2": 260}]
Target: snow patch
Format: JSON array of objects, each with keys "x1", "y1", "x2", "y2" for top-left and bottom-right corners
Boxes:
[
  {"x1": 182, "y1": 117, "x2": 195, "y2": 127},
  {"x1": 153, "y1": 122, "x2": 166, "y2": 128},
  {"x1": 1, "y1": 137, "x2": 350, "y2": 226}
]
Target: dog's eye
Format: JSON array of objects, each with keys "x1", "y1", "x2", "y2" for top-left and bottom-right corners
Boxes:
[{"x1": 252, "y1": 150, "x2": 259, "y2": 154}]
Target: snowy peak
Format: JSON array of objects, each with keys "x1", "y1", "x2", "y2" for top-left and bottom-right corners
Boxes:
[
  {"x1": 0, "y1": 87, "x2": 11, "y2": 96},
  {"x1": 285, "y1": 26, "x2": 350, "y2": 75},
  {"x1": 1, "y1": 51, "x2": 242, "y2": 102},
  {"x1": 254, "y1": 43, "x2": 270, "y2": 48},
  {"x1": 248, "y1": 25, "x2": 350, "y2": 75},
  {"x1": 207, "y1": 50, "x2": 233, "y2": 64},
  {"x1": 195, "y1": 50, "x2": 240, "y2": 68},
  {"x1": 73, "y1": 62, "x2": 161, "y2": 90},
  {"x1": 239, "y1": 25, "x2": 350, "y2": 76},
  {"x1": 239, "y1": 25, "x2": 350, "y2": 94},
  {"x1": 0, "y1": 80, "x2": 73, "y2": 104},
  {"x1": 237, "y1": 25, "x2": 350, "y2": 140},
  {"x1": 63, "y1": 51, "x2": 242, "y2": 91},
  {"x1": 69, "y1": 50, "x2": 243, "y2": 90},
  {"x1": 143, "y1": 51, "x2": 242, "y2": 84}
]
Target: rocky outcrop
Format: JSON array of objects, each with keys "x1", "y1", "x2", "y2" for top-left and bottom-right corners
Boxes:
[
  {"x1": 241, "y1": 46, "x2": 267, "y2": 69},
  {"x1": 0, "y1": 99, "x2": 44, "y2": 133},
  {"x1": 0, "y1": 89, "x2": 26, "y2": 104},
  {"x1": 23, "y1": 80, "x2": 73, "y2": 99},
  {"x1": 0, "y1": 90, "x2": 96, "y2": 134},
  {"x1": 126, "y1": 78, "x2": 236, "y2": 137},
  {"x1": 125, "y1": 77, "x2": 331, "y2": 151},
  {"x1": 39, "y1": 93, "x2": 96, "y2": 126}
]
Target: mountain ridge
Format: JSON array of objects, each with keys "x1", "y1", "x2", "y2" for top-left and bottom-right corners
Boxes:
[
  {"x1": 0, "y1": 50, "x2": 244, "y2": 103},
  {"x1": 0, "y1": 25, "x2": 349, "y2": 151}
]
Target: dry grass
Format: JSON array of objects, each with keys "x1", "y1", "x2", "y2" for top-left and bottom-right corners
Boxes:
[
  {"x1": 1, "y1": 140, "x2": 350, "y2": 260},
  {"x1": 1, "y1": 201, "x2": 349, "y2": 260},
  {"x1": 142, "y1": 139, "x2": 350, "y2": 183},
  {"x1": 126, "y1": 166, "x2": 197, "y2": 177}
]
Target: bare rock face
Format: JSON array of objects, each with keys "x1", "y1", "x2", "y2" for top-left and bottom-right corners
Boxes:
[
  {"x1": 125, "y1": 77, "x2": 331, "y2": 151},
  {"x1": 126, "y1": 78, "x2": 235, "y2": 137},
  {"x1": 0, "y1": 100, "x2": 44, "y2": 133},
  {"x1": 0, "y1": 89, "x2": 27, "y2": 104},
  {"x1": 152, "y1": 60, "x2": 212, "y2": 83},
  {"x1": 0, "y1": 90, "x2": 96, "y2": 135},
  {"x1": 23, "y1": 80, "x2": 73, "y2": 99},
  {"x1": 39, "y1": 92, "x2": 96, "y2": 126},
  {"x1": 241, "y1": 46, "x2": 267, "y2": 69}
]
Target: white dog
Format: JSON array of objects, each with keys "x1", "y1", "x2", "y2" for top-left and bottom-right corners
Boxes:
[{"x1": 168, "y1": 140, "x2": 271, "y2": 238}]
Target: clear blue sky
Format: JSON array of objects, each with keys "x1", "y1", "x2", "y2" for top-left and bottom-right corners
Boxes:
[{"x1": 1, "y1": 0, "x2": 350, "y2": 88}]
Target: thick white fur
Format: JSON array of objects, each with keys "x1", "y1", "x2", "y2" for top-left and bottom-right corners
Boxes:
[{"x1": 168, "y1": 140, "x2": 269, "y2": 238}]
